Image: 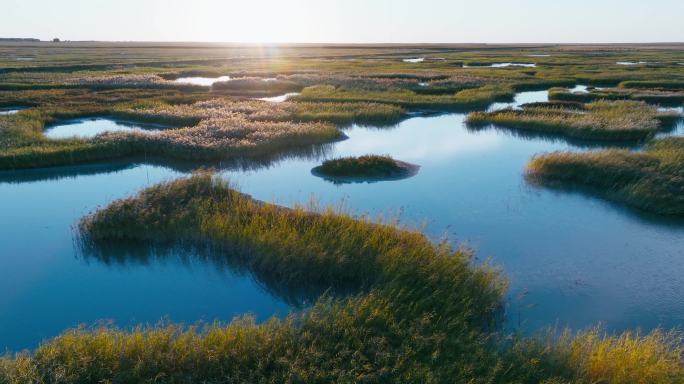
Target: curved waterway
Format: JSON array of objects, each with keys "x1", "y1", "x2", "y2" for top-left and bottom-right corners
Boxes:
[{"x1": 1, "y1": 88, "x2": 683, "y2": 351}]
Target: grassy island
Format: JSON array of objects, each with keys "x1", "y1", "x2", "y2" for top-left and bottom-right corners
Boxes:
[
  {"x1": 527, "y1": 137, "x2": 684, "y2": 217},
  {"x1": 1, "y1": 173, "x2": 682, "y2": 383},
  {"x1": 466, "y1": 100, "x2": 675, "y2": 141},
  {"x1": 548, "y1": 86, "x2": 684, "y2": 105},
  {"x1": 312, "y1": 155, "x2": 419, "y2": 183}
]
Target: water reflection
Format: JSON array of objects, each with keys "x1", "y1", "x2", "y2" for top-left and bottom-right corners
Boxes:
[
  {"x1": 0, "y1": 140, "x2": 339, "y2": 184},
  {"x1": 44, "y1": 117, "x2": 170, "y2": 139},
  {"x1": 616, "y1": 61, "x2": 650, "y2": 66},
  {"x1": 174, "y1": 76, "x2": 231, "y2": 86},
  {"x1": 78, "y1": 241, "x2": 334, "y2": 307},
  {"x1": 487, "y1": 90, "x2": 549, "y2": 112}
]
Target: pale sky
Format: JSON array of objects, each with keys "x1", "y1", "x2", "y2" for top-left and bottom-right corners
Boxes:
[{"x1": 3, "y1": 0, "x2": 684, "y2": 43}]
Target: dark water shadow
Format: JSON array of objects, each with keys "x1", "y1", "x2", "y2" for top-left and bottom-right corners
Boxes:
[
  {"x1": 465, "y1": 122, "x2": 641, "y2": 150},
  {"x1": 525, "y1": 177, "x2": 684, "y2": 228},
  {"x1": 0, "y1": 161, "x2": 137, "y2": 184},
  {"x1": 76, "y1": 239, "x2": 363, "y2": 308},
  {"x1": 0, "y1": 141, "x2": 339, "y2": 184}
]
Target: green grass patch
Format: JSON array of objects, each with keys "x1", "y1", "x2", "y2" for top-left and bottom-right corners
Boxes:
[
  {"x1": 467, "y1": 100, "x2": 670, "y2": 141},
  {"x1": 619, "y1": 80, "x2": 684, "y2": 91},
  {"x1": 294, "y1": 84, "x2": 515, "y2": 110},
  {"x1": 211, "y1": 77, "x2": 302, "y2": 96},
  {"x1": 312, "y1": 154, "x2": 419, "y2": 182},
  {"x1": 527, "y1": 137, "x2": 684, "y2": 216},
  {"x1": 549, "y1": 87, "x2": 684, "y2": 106}
]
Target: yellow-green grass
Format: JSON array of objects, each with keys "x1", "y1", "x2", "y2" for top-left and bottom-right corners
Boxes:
[
  {"x1": 549, "y1": 87, "x2": 684, "y2": 106},
  {"x1": 467, "y1": 100, "x2": 671, "y2": 141},
  {"x1": 619, "y1": 80, "x2": 684, "y2": 91},
  {"x1": 527, "y1": 137, "x2": 684, "y2": 216},
  {"x1": 0, "y1": 109, "x2": 341, "y2": 170},
  {"x1": 0, "y1": 97, "x2": 407, "y2": 170},
  {"x1": 211, "y1": 77, "x2": 302, "y2": 96},
  {"x1": 312, "y1": 154, "x2": 419, "y2": 182},
  {"x1": 1, "y1": 173, "x2": 682, "y2": 383},
  {"x1": 293, "y1": 84, "x2": 515, "y2": 110}
]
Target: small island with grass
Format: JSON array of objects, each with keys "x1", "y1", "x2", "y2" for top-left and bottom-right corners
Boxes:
[
  {"x1": 466, "y1": 100, "x2": 677, "y2": 141},
  {"x1": 311, "y1": 155, "x2": 419, "y2": 183},
  {"x1": 526, "y1": 137, "x2": 684, "y2": 217}
]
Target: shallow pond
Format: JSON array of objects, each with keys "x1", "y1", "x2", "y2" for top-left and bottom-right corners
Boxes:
[
  {"x1": 174, "y1": 75, "x2": 231, "y2": 86},
  {"x1": 2, "y1": 87, "x2": 684, "y2": 351},
  {"x1": 44, "y1": 117, "x2": 169, "y2": 139}
]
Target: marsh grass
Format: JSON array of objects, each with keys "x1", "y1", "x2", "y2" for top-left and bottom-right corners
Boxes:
[
  {"x1": 527, "y1": 137, "x2": 684, "y2": 216},
  {"x1": 312, "y1": 154, "x2": 419, "y2": 182},
  {"x1": 294, "y1": 84, "x2": 515, "y2": 110},
  {"x1": 0, "y1": 77, "x2": 412, "y2": 169},
  {"x1": 467, "y1": 100, "x2": 668, "y2": 141},
  {"x1": 553, "y1": 327, "x2": 684, "y2": 384},
  {"x1": 1, "y1": 173, "x2": 682, "y2": 383},
  {"x1": 549, "y1": 87, "x2": 684, "y2": 106},
  {"x1": 619, "y1": 80, "x2": 684, "y2": 91},
  {"x1": 211, "y1": 77, "x2": 302, "y2": 96},
  {"x1": 0, "y1": 96, "x2": 408, "y2": 170}
]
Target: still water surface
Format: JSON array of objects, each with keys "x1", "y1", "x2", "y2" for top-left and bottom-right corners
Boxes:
[
  {"x1": 174, "y1": 76, "x2": 231, "y2": 86},
  {"x1": 1, "y1": 88, "x2": 683, "y2": 351},
  {"x1": 44, "y1": 117, "x2": 171, "y2": 139}
]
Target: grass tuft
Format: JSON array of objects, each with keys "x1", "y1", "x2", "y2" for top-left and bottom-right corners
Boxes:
[
  {"x1": 467, "y1": 100, "x2": 669, "y2": 141},
  {"x1": 312, "y1": 154, "x2": 419, "y2": 181},
  {"x1": 527, "y1": 137, "x2": 684, "y2": 216}
]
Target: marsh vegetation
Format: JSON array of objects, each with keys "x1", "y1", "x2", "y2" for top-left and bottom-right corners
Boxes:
[
  {"x1": 467, "y1": 100, "x2": 674, "y2": 141},
  {"x1": 2, "y1": 42, "x2": 684, "y2": 383},
  {"x1": 311, "y1": 154, "x2": 419, "y2": 183},
  {"x1": 527, "y1": 137, "x2": 684, "y2": 217},
  {"x1": 3, "y1": 173, "x2": 682, "y2": 383}
]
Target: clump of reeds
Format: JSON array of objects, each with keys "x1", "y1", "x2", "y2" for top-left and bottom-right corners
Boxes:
[
  {"x1": 312, "y1": 154, "x2": 418, "y2": 180},
  {"x1": 211, "y1": 77, "x2": 301, "y2": 96},
  {"x1": 294, "y1": 84, "x2": 514, "y2": 110},
  {"x1": 549, "y1": 87, "x2": 684, "y2": 105},
  {"x1": 467, "y1": 100, "x2": 667, "y2": 141},
  {"x1": 619, "y1": 80, "x2": 684, "y2": 91},
  {"x1": 527, "y1": 137, "x2": 684, "y2": 216},
  {"x1": 0, "y1": 96, "x2": 409, "y2": 170}
]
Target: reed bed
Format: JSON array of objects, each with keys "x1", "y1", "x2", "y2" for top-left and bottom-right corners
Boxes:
[
  {"x1": 549, "y1": 87, "x2": 684, "y2": 105},
  {"x1": 66, "y1": 74, "x2": 172, "y2": 88},
  {"x1": 122, "y1": 98, "x2": 405, "y2": 126},
  {"x1": 0, "y1": 96, "x2": 409, "y2": 170},
  {"x1": 527, "y1": 137, "x2": 684, "y2": 216},
  {"x1": 619, "y1": 80, "x2": 684, "y2": 91},
  {"x1": 211, "y1": 77, "x2": 301, "y2": 96},
  {"x1": 467, "y1": 100, "x2": 668, "y2": 141},
  {"x1": 294, "y1": 84, "x2": 515, "y2": 110}
]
